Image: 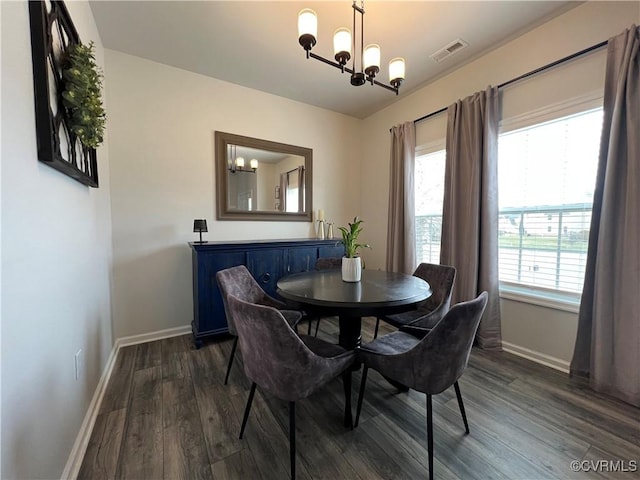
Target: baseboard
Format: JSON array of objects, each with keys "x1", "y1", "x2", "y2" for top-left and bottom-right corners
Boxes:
[
  {"x1": 116, "y1": 324, "x2": 192, "y2": 348},
  {"x1": 502, "y1": 341, "x2": 570, "y2": 373},
  {"x1": 61, "y1": 324, "x2": 192, "y2": 479},
  {"x1": 61, "y1": 343, "x2": 118, "y2": 480}
]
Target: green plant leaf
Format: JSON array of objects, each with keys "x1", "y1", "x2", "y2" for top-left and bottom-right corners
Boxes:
[
  {"x1": 61, "y1": 41, "x2": 106, "y2": 149},
  {"x1": 338, "y1": 216, "x2": 371, "y2": 257}
]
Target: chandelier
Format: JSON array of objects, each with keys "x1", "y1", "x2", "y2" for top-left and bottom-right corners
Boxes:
[
  {"x1": 297, "y1": 1, "x2": 405, "y2": 95},
  {"x1": 227, "y1": 144, "x2": 257, "y2": 173}
]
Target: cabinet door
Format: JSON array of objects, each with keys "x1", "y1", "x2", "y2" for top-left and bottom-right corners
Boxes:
[
  {"x1": 285, "y1": 247, "x2": 317, "y2": 274},
  {"x1": 195, "y1": 251, "x2": 245, "y2": 336},
  {"x1": 246, "y1": 249, "x2": 283, "y2": 298},
  {"x1": 319, "y1": 244, "x2": 345, "y2": 259}
]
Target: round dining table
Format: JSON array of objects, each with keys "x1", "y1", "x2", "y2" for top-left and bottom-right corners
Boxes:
[{"x1": 277, "y1": 269, "x2": 432, "y2": 350}]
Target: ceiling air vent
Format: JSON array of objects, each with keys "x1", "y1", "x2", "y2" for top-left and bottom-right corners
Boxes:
[{"x1": 430, "y1": 38, "x2": 469, "y2": 63}]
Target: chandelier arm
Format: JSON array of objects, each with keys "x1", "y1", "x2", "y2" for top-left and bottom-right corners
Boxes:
[
  {"x1": 371, "y1": 79, "x2": 398, "y2": 95},
  {"x1": 308, "y1": 52, "x2": 398, "y2": 94},
  {"x1": 227, "y1": 166, "x2": 256, "y2": 174},
  {"x1": 309, "y1": 51, "x2": 354, "y2": 72}
]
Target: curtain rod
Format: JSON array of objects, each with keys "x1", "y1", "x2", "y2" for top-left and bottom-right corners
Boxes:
[
  {"x1": 286, "y1": 166, "x2": 303, "y2": 174},
  {"x1": 404, "y1": 39, "x2": 609, "y2": 128}
]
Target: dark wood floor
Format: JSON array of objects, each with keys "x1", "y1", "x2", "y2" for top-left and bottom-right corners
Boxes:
[{"x1": 79, "y1": 317, "x2": 640, "y2": 479}]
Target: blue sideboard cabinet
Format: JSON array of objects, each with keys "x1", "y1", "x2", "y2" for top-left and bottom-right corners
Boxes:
[{"x1": 190, "y1": 238, "x2": 344, "y2": 347}]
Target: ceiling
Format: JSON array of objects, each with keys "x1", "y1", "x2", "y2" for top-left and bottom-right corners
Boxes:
[{"x1": 89, "y1": 1, "x2": 578, "y2": 119}]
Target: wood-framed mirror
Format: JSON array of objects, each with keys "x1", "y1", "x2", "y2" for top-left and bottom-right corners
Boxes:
[{"x1": 215, "y1": 131, "x2": 313, "y2": 221}]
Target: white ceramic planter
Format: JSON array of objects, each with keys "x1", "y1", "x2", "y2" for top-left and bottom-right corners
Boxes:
[{"x1": 341, "y1": 256, "x2": 362, "y2": 282}]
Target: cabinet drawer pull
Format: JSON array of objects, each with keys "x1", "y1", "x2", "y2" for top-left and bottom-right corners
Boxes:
[{"x1": 261, "y1": 273, "x2": 271, "y2": 283}]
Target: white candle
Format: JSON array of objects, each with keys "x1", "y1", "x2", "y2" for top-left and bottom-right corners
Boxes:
[{"x1": 318, "y1": 209, "x2": 325, "y2": 221}]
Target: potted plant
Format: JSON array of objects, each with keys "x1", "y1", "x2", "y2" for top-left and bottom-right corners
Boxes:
[{"x1": 338, "y1": 216, "x2": 370, "y2": 282}]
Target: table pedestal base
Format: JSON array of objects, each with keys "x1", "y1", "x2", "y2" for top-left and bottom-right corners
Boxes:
[{"x1": 338, "y1": 315, "x2": 362, "y2": 350}]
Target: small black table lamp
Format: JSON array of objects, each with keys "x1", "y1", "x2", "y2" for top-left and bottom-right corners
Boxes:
[{"x1": 193, "y1": 219, "x2": 208, "y2": 243}]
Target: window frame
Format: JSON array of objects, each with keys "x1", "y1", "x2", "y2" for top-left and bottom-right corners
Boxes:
[
  {"x1": 497, "y1": 94, "x2": 603, "y2": 309},
  {"x1": 413, "y1": 94, "x2": 602, "y2": 312}
]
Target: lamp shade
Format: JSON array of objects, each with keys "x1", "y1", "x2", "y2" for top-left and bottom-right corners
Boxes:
[
  {"x1": 389, "y1": 57, "x2": 405, "y2": 82},
  {"x1": 298, "y1": 8, "x2": 317, "y2": 38},
  {"x1": 193, "y1": 219, "x2": 208, "y2": 233},
  {"x1": 363, "y1": 44, "x2": 381, "y2": 70},
  {"x1": 333, "y1": 27, "x2": 352, "y2": 62},
  {"x1": 235, "y1": 157, "x2": 245, "y2": 168},
  {"x1": 250, "y1": 159, "x2": 258, "y2": 170}
]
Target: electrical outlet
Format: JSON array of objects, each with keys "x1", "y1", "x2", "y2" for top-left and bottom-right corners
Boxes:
[{"x1": 74, "y1": 349, "x2": 82, "y2": 381}]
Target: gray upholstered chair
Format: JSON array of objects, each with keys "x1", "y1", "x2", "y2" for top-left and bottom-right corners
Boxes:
[
  {"x1": 217, "y1": 265, "x2": 303, "y2": 384},
  {"x1": 355, "y1": 291, "x2": 488, "y2": 480},
  {"x1": 306, "y1": 256, "x2": 343, "y2": 336},
  {"x1": 227, "y1": 294, "x2": 356, "y2": 480},
  {"x1": 374, "y1": 263, "x2": 456, "y2": 339}
]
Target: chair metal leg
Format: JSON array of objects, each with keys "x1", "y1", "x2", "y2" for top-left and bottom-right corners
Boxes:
[
  {"x1": 373, "y1": 318, "x2": 380, "y2": 339},
  {"x1": 355, "y1": 366, "x2": 369, "y2": 427},
  {"x1": 426, "y1": 394, "x2": 434, "y2": 480},
  {"x1": 289, "y1": 401, "x2": 296, "y2": 480},
  {"x1": 454, "y1": 381, "x2": 470, "y2": 434},
  {"x1": 224, "y1": 337, "x2": 238, "y2": 385},
  {"x1": 239, "y1": 382, "x2": 257, "y2": 439},
  {"x1": 307, "y1": 317, "x2": 312, "y2": 335},
  {"x1": 314, "y1": 317, "x2": 321, "y2": 337},
  {"x1": 342, "y1": 371, "x2": 353, "y2": 429}
]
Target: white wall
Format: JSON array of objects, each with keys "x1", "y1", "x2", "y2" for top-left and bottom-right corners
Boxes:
[
  {"x1": 360, "y1": 2, "x2": 639, "y2": 366},
  {"x1": 1, "y1": 2, "x2": 113, "y2": 478},
  {"x1": 105, "y1": 50, "x2": 362, "y2": 339}
]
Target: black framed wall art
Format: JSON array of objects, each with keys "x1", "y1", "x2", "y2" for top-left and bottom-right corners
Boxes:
[{"x1": 28, "y1": 0, "x2": 102, "y2": 187}]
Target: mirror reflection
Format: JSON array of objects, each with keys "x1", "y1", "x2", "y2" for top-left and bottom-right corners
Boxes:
[
  {"x1": 215, "y1": 131, "x2": 313, "y2": 221},
  {"x1": 226, "y1": 145, "x2": 305, "y2": 213}
]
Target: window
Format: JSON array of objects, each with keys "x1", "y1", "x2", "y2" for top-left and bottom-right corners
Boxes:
[
  {"x1": 285, "y1": 171, "x2": 299, "y2": 213},
  {"x1": 413, "y1": 107, "x2": 601, "y2": 307},
  {"x1": 498, "y1": 108, "x2": 602, "y2": 296},
  {"x1": 415, "y1": 149, "x2": 446, "y2": 264}
]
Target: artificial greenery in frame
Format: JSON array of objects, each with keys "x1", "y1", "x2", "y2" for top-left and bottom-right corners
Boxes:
[
  {"x1": 61, "y1": 41, "x2": 106, "y2": 149},
  {"x1": 28, "y1": 0, "x2": 104, "y2": 187}
]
